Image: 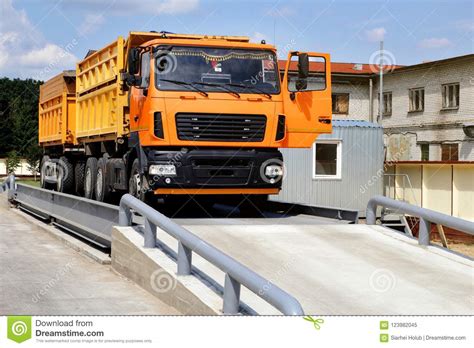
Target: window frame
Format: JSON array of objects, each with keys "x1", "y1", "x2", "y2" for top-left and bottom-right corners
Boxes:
[
  {"x1": 441, "y1": 143, "x2": 459, "y2": 161},
  {"x1": 312, "y1": 140, "x2": 342, "y2": 180},
  {"x1": 408, "y1": 87, "x2": 424, "y2": 112},
  {"x1": 441, "y1": 83, "x2": 460, "y2": 110},
  {"x1": 420, "y1": 143, "x2": 429, "y2": 161},
  {"x1": 382, "y1": 91, "x2": 392, "y2": 116},
  {"x1": 331, "y1": 93, "x2": 350, "y2": 115}
]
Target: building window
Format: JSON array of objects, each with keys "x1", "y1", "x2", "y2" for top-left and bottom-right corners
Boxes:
[
  {"x1": 332, "y1": 93, "x2": 349, "y2": 115},
  {"x1": 441, "y1": 144, "x2": 458, "y2": 161},
  {"x1": 409, "y1": 88, "x2": 424, "y2": 112},
  {"x1": 442, "y1": 83, "x2": 460, "y2": 109},
  {"x1": 313, "y1": 141, "x2": 342, "y2": 179},
  {"x1": 382, "y1": 92, "x2": 392, "y2": 116},
  {"x1": 420, "y1": 144, "x2": 429, "y2": 161}
]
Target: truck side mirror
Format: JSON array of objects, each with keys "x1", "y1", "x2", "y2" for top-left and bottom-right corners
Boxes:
[
  {"x1": 127, "y1": 48, "x2": 140, "y2": 75},
  {"x1": 296, "y1": 53, "x2": 309, "y2": 91}
]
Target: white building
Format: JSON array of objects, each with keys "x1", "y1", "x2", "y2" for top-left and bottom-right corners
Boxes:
[{"x1": 376, "y1": 54, "x2": 474, "y2": 162}]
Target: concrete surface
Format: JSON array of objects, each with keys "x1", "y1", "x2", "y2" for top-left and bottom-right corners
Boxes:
[
  {"x1": 2, "y1": 192, "x2": 473, "y2": 315},
  {"x1": 0, "y1": 197, "x2": 180, "y2": 315},
  {"x1": 112, "y1": 227, "x2": 221, "y2": 315},
  {"x1": 153, "y1": 221, "x2": 473, "y2": 315}
]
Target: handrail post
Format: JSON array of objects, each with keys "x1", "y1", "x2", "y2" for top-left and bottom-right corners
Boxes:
[
  {"x1": 223, "y1": 274, "x2": 241, "y2": 314},
  {"x1": 7, "y1": 175, "x2": 16, "y2": 201},
  {"x1": 177, "y1": 241, "x2": 192, "y2": 275},
  {"x1": 118, "y1": 204, "x2": 132, "y2": 226},
  {"x1": 144, "y1": 218, "x2": 156, "y2": 248},
  {"x1": 418, "y1": 218, "x2": 431, "y2": 246},
  {"x1": 366, "y1": 201, "x2": 376, "y2": 225}
]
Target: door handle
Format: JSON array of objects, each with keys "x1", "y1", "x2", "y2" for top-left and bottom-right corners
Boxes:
[{"x1": 318, "y1": 118, "x2": 331, "y2": 124}]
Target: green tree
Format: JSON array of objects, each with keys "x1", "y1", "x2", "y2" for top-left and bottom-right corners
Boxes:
[
  {"x1": 25, "y1": 145, "x2": 42, "y2": 180},
  {"x1": 0, "y1": 78, "x2": 42, "y2": 157},
  {"x1": 6, "y1": 150, "x2": 20, "y2": 174}
]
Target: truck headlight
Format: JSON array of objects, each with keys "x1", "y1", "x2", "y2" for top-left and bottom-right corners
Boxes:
[
  {"x1": 265, "y1": 164, "x2": 283, "y2": 178},
  {"x1": 149, "y1": 164, "x2": 177, "y2": 176}
]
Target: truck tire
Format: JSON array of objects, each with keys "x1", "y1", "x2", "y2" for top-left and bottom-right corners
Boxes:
[
  {"x1": 57, "y1": 156, "x2": 74, "y2": 193},
  {"x1": 84, "y1": 157, "x2": 98, "y2": 199},
  {"x1": 95, "y1": 157, "x2": 111, "y2": 202},
  {"x1": 129, "y1": 159, "x2": 148, "y2": 201},
  {"x1": 40, "y1": 155, "x2": 51, "y2": 189},
  {"x1": 74, "y1": 162, "x2": 85, "y2": 196}
]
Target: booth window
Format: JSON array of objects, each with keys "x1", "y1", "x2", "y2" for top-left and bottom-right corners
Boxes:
[{"x1": 313, "y1": 141, "x2": 342, "y2": 179}]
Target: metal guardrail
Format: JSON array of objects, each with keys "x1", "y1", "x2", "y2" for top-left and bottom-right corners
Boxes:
[
  {"x1": 119, "y1": 194, "x2": 304, "y2": 315},
  {"x1": 13, "y1": 180, "x2": 118, "y2": 248},
  {"x1": 366, "y1": 195, "x2": 474, "y2": 246},
  {"x1": 0, "y1": 175, "x2": 16, "y2": 200}
]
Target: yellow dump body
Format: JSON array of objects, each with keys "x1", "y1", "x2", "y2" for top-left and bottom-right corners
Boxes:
[
  {"x1": 38, "y1": 71, "x2": 76, "y2": 146},
  {"x1": 75, "y1": 37, "x2": 128, "y2": 142}
]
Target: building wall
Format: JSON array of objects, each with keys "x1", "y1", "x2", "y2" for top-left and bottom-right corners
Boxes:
[
  {"x1": 331, "y1": 79, "x2": 371, "y2": 121},
  {"x1": 272, "y1": 122, "x2": 384, "y2": 215},
  {"x1": 375, "y1": 56, "x2": 474, "y2": 161}
]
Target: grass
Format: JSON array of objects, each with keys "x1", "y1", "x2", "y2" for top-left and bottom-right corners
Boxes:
[{"x1": 17, "y1": 178, "x2": 41, "y2": 187}]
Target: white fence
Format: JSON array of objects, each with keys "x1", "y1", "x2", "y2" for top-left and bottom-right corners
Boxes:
[{"x1": 0, "y1": 158, "x2": 38, "y2": 176}]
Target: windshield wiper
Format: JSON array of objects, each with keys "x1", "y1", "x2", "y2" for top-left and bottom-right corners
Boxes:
[
  {"x1": 159, "y1": 78, "x2": 208, "y2": 97},
  {"x1": 192, "y1": 81, "x2": 240, "y2": 98},
  {"x1": 225, "y1": 83, "x2": 272, "y2": 99}
]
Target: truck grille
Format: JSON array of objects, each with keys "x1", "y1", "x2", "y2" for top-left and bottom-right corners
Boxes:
[{"x1": 175, "y1": 113, "x2": 266, "y2": 142}]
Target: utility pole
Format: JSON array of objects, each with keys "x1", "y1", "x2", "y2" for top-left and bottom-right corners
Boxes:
[{"x1": 378, "y1": 40, "x2": 384, "y2": 123}]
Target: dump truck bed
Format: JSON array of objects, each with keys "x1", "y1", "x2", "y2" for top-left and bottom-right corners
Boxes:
[
  {"x1": 38, "y1": 71, "x2": 76, "y2": 146},
  {"x1": 75, "y1": 37, "x2": 128, "y2": 142}
]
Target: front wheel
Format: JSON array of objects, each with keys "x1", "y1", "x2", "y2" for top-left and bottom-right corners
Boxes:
[{"x1": 128, "y1": 159, "x2": 149, "y2": 201}]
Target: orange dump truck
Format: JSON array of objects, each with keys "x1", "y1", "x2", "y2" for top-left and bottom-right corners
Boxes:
[{"x1": 39, "y1": 32, "x2": 332, "y2": 204}]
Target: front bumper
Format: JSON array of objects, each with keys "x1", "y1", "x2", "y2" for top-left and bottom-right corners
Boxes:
[{"x1": 143, "y1": 148, "x2": 283, "y2": 193}]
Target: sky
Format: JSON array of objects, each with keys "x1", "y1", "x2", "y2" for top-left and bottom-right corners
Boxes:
[{"x1": 0, "y1": 0, "x2": 473, "y2": 80}]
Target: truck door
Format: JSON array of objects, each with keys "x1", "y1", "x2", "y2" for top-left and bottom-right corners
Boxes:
[{"x1": 281, "y1": 52, "x2": 332, "y2": 148}]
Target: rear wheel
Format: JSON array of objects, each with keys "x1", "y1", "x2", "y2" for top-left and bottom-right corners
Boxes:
[
  {"x1": 74, "y1": 162, "x2": 85, "y2": 196},
  {"x1": 57, "y1": 156, "x2": 74, "y2": 193},
  {"x1": 128, "y1": 159, "x2": 148, "y2": 201},
  {"x1": 40, "y1": 155, "x2": 51, "y2": 189},
  {"x1": 84, "y1": 157, "x2": 98, "y2": 199},
  {"x1": 95, "y1": 157, "x2": 111, "y2": 202}
]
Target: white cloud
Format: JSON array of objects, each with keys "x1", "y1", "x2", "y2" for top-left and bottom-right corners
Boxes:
[
  {"x1": 365, "y1": 27, "x2": 386, "y2": 42},
  {"x1": 63, "y1": 0, "x2": 199, "y2": 15},
  {"x1": 155, "y1": 0, "x2": 199, "y2": 14},
  {"x1": 0, "y1": 0, "x2": 78, "y2": 79},
  {"x1": 267, "y1": 6, "x2": 296, "y2": 18},
  {"x1": 250, "y1": 32, "x2": 268, "y2": 44},
  {"x1": 418, "y1": 38, "x2": 452, "y2": 49},
  {"x1": 456, "y1": 19, "x2": 474, "y2": 33},
  {"x1": 20, "y1": 44, "x2": 76, "y2": 68},
  {"x1": 79, "y1": 14, "x2": 105, "y2": 36}
]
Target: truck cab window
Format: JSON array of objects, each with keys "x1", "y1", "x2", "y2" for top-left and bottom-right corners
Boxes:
[
  {"x1": 140, "y1": 51, "x2": 150, "y2": 89},
  {"x1": 154, "y1": 46, "x2": 280, "y2": 95}
]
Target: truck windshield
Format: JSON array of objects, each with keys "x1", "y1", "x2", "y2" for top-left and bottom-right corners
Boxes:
[{"x1": 154, "y1": 46, "x2": 280, "y2": 95}]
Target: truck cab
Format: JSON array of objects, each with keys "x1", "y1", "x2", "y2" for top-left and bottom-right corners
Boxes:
[{"x1": 124, "y1": 32, "x2": 332, "y2": 201}]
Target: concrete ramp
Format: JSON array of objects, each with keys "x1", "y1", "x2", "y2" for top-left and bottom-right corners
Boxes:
[{"x1": 157, "y1": 223, "x2": 472, "y2": 315}]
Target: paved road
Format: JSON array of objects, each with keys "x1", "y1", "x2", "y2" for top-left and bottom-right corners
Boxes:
[
  {"x1": 156, "y1": 219, "x2": 473, "y2": 315},
  {"x1": 0, "y1": 197, "x2": 180, "y2": 315}
]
